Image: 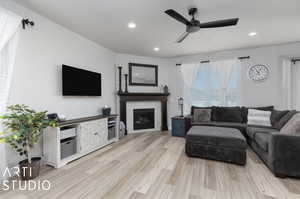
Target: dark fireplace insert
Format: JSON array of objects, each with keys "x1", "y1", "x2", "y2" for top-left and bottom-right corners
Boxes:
[{"x1": 133, "y1": 108, "x2": 155, "y2": 130}]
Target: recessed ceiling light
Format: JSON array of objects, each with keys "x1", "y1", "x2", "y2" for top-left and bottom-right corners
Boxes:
[
  {"x1": 248, "y1": 32, "x2": 257, "y2": 37},
  {"x1": 128, "y1": 22, "x2": 136, "y2": 29},
  {"x1": 154, "y1": 47, "x2": 160, "y2": 52}
]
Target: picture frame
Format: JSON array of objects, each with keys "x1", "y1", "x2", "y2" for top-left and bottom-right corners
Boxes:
[{"x1": 129, "y1": 63, "x2": 158, "y2": 86}]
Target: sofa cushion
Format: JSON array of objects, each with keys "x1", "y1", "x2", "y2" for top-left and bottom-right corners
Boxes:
[
  {"x1": 271, "y1": 110, "x2": 289, "y2": 127},
  {"x1": 246, "y1": 126, "x2": 278, "y2": 139},
  {"x1": 193, "y1": 109, "x2": 211, "y2": 123},
  {"x1": 241, "y1": 106, "x2": 274, "y2": 123},
  {"x1": 212, "y1": 107, "x2": 243, "y2": 123},
  {"x1": 280, "y1": 113, "x2": 300, "y2": 134},
  {"x1": 254, "y1": 133, "x2": 270, "y2": 152},
  {"x1": 274, "y1": 110, "x2": 297, "y2": 130}
]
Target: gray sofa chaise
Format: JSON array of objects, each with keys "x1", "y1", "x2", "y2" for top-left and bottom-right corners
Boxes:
[{"x1": 186, "y1": 106, "x2": 300, "y2": 178}]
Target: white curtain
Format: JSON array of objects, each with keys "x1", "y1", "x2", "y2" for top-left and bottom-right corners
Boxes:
[
  {"x1": 282, "y1": 59, "x2": 293, "y2": 109},
  {"x1": 181, "y1": 59, "x2": 241, "y2": 114},
  {"x1": 0, "y1": 6, "x2": 21, "y2": 114},
  {"x1": 0, "y1": 6, "x2": 21, "y2": 181},
  {"x1": 180, "y1": 63, "x2": 199, "y2": 114}
]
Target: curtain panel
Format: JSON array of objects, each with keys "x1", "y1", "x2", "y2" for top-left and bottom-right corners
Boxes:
[
  {"x1": 181, "y1": 59, "x2": 241, "y2": 113},
  {"x1": 0, "y1": 6, "x2": 21, "y2": 181},
  {"x1": 0, "y1": 6, "x2": 21, "y2": 114}
]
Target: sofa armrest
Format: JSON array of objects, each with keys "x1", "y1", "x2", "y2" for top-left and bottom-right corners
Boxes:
[
  {"x1": 269, "y1": 133, "x2": 300, "y2": 177},
  {"x1": 185, "y1": 115, "x2": 192, "y2": 132}
]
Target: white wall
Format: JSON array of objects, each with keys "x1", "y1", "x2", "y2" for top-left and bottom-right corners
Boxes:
[
  {"x1": 172, "y1": 42, "x2": 300, "y2": 110},
  {"x1": 115, "y1": 54, "x2": 182, "y2": 129},
  {"x1": 0, "y1": 1, "x2": 117, "y2": 167}
]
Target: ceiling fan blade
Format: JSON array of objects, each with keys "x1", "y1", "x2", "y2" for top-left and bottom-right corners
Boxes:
[
  {"x1": 176, "y1": 32, "x2": 190, "y2": 43},
  {"x1": 165, "y1": 9, "x2": 191, "y2": 25},
  {"x1": 199, "y1": 18, "x2": 239, "y2": 28}
]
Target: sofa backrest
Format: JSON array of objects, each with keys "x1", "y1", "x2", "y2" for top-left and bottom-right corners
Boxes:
[{"x1": 191, "y1": 105, "x2": 274, "y2": 123}]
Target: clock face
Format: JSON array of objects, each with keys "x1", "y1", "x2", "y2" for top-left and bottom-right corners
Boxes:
[{"x1": 248, "y1": 65, "x2": 270, "y2": 82}]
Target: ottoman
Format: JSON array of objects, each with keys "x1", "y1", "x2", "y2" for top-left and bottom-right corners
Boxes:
[{"x1": 185, "y1": 126, "x2": 247, "y2": 165}]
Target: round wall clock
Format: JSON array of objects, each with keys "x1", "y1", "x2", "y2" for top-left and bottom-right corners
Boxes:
[{"x1": 248, "y1": 64, "x2": 270, "y2": 82}]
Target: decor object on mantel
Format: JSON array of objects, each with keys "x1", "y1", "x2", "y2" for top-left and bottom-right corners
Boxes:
[
  {"x1": 124, "y1": 74, "x2": 128, "y2": 93},
  {"x1": 129, "y1": 63, "x2": 158, "y2": 86},
  {"x1": 178, "y1": 97, "x2": 184, "y2": 117},
  {"x1": 0, "y1": 104, "x2": 57, "y2": 180},
  {"x1": 117, "y1": 92, "x2": 170, "y2": 134},
  {"x1": 118, "y1": 66, "x2": 123, "y2": 93},
  {"x1": 163, "y1": 85, "x2": 169, "y2": 94}
]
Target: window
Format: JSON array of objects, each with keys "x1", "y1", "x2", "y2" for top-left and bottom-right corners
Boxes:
[{"x1": 191, "y1": 59, "x2": 241, "y2": 107}]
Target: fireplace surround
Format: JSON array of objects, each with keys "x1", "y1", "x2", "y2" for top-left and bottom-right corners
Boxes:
[{"x1": 118, "y1": 92, "x2": 170, "y2": 134}]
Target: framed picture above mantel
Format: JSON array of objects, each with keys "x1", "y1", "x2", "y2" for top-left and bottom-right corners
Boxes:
[{"x1": 129, "y1": 63, "x2": 158, "y2": 86}]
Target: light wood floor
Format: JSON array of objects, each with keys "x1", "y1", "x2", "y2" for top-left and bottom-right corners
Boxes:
[{"x1": 1, "y1": 132, "x2": 300, "y2": 199}]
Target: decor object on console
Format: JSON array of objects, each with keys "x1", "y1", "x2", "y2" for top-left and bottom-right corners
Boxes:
[
  {"x1": 0, "y1": 104, "x2": 57, "y2": 180},
  {"x1": 178, "y1": 97, "x2": 184, "y2": 117},
  {"x1": 129, "y1": 63, "x2": 158, "y2": 86},
  {"x1": 102, "y1": 106, "x2": 111, "y2": 116}
]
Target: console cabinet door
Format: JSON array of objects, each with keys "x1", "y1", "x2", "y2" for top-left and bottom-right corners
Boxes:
[{"x1": 79, "y1": 119, "x2": 108, "y2": 152}]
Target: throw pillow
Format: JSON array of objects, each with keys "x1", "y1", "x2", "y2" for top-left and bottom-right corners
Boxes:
[
  {"x1": 280, "y1": 113, "x2": 300, "y2": 134},
  {"x1": 191, "y1": 106, "x2": 211, "y2": 115},
  {"x1": 241, "y1": 106, "x2": 274, "y2": 123},
  {"x1": 193, "y1": 109, "x2": 211, "y2": 123},
  {"x1": 212, "y1": 107, "x2": 243, "y2": 123},
  {"x1": 247, "y1": 109, "x2": 272, "y2": 127},
  {"x1": 270, "y1": 110, "x2": 289, "y2": 127},
  {"x1": 274, "y1": 110, "x2": 297, "y2": 130}
]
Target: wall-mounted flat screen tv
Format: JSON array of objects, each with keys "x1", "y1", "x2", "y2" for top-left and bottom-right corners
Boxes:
[{"x1": 62, "y1": 65, "x2": 101, "y2": 96}]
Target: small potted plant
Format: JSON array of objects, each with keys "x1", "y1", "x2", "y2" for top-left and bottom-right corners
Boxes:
[{"x1": 0, "y1": 104, "x2": 56, "y2": 180}]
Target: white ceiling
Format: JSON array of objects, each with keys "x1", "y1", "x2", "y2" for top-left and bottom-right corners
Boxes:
[{"x1": 13, "y1": 0, "x2": 300, "y2": 58}]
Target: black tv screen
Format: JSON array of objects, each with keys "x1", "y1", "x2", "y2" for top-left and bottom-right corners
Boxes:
[{"x1": 62, "y1": 65, "x2": 101, "y2": 96}]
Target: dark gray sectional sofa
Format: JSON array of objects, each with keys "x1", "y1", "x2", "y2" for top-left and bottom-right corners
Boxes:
[{"x1": 187, "y1": 106, "x2": 300, "y2": 178}]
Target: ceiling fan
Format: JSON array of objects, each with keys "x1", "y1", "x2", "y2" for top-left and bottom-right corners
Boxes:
[{"x1": 165, "y1": 8, "x2": 239, "y2": 43}]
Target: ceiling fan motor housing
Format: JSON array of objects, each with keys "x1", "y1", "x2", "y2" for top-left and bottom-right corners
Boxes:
[{"x1": 187, "y1": 20, "x2": 201, "y2": 33}]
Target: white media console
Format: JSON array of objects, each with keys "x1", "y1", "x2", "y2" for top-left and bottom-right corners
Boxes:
[{"x1": 43, "y1": 115, "x2": 119, "y2": 168}]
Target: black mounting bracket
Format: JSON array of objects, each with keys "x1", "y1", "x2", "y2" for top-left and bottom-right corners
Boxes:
[
  {"x1": 22, "y1": 18, "x2": 34, "y2": 29},
  {"x1": 188, "y1": 8, "x2": 198, "y2": 17}
]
